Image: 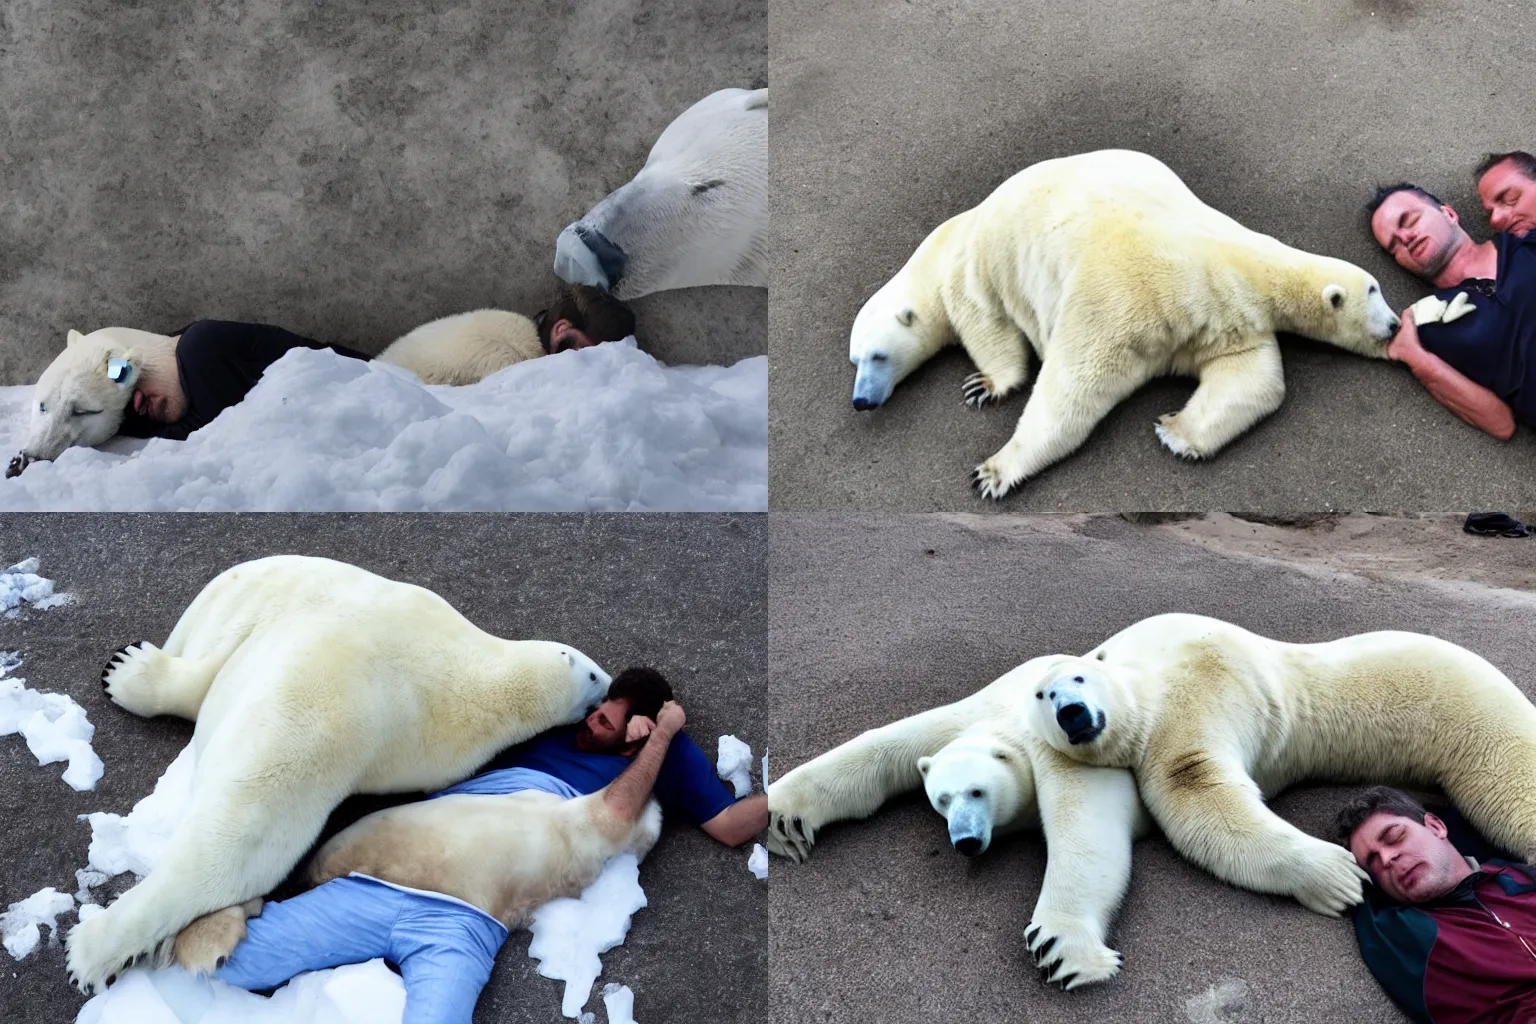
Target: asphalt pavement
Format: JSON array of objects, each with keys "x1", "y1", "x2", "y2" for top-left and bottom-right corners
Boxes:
[
  {"x1": 769, "y1": 0, "x2": 1535, "y2": 510},
  {"x1": 0, "y1": 513, "x2": 767, "y2": 1024},
  {"x1": 768, "y1": 512, "x2": 1536, "y2": 1024}
]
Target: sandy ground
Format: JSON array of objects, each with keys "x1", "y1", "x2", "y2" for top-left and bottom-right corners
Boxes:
[
  {"x1": 0, "y1": 513, "x2": 766, "y2": 1024},
  {"x1": 0, "y1": 0, "x2": 766, "y2": 385},
  {"x1": 768, "y1": 512, "x2": 1536, "y2": 1024},
  {"x1": 768, "y1": 0, "x2": 1534, "y2": 511}
]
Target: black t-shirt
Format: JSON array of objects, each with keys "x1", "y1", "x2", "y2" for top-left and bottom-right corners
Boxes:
[
  {"x1": 118, "y1": 320, "x2": 371, "y2": 440},
  {"x1": 1416, "y1": 231, "x2": 1536, "y2": 426}
]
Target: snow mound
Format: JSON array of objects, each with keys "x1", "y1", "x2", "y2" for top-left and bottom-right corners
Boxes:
[
  {"x1": 0, "y1": 341, "x2": 767, "y2": 511},
  {"x1": 77, "y1": 958, "x2": 405, "y2": 1024},
  {"x1": 0, "y1": 651, "x2": 103, "y2": 791},
  {"x1": 1, "y1": 887, "x2": 75, "y2": 959},
  {"x1": 715, "y1": 734, "x2": 754, "y2": 798},
  {"x1": 1, "y1": 557, "x2": 75, "y2": 616},
  {"x1": 747, "y1": 843, "x2": 768, "y2": 880},
  {"x1": 528, "y1": 853, "x2": 649, "y2": 1017}
]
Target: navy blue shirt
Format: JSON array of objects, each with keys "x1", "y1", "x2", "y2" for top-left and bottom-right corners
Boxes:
[
  {"x1": 118, "y1": 320, "x2": 371, "y2": 440},
  {"x1": 476, "y1": 726, "x2": 736, "y2": 827},
  {"x1": 1416, "y1": 232, "x2": 1536, "y2": 426}
]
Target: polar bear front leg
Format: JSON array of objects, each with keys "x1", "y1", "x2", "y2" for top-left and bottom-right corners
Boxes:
[
  {"x1": 973, "y1": 357, "x2": 1145, "y2": 500},
  {"x1": 1139, "y1": 752, "x2": 1367, "y2": 917},
  {"x1": 768, "y1": 703, "x2": 991, "y2": 861},
  {"x1": 1155, "y1": 341, "x2": 1285, "y2": 460},
  {"x1": 1026, "y1": 759, "x2": 1141, "y2": 990},
  {"x1": 101, "y1": 642, "x2": 223, "y2": 721},
  {"x1": 954, "y1": 312, "x2": 1033, "y2": 409}
]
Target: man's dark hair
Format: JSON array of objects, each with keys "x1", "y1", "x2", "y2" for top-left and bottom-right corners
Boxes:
[
  {"x1": 607, "y1": 666, "x2": 674, "y2": 723},
  {"x1": 1366, "y1": 183, "x2": 1446, "y2": 215},
  {"x1": 534, "y1": 283, "x2": 637, "y2": 353},
  {"x1": 1475, "y1": 150, "x2": 1536, "y2": 182},
  {"x1": 1335, "y1": 786, "x2": 1430, "y2": 844}
]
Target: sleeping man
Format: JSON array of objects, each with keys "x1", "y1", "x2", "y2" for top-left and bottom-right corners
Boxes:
[{"x1": 171, "y1": 667, "x2": 766, "y2": 1024}]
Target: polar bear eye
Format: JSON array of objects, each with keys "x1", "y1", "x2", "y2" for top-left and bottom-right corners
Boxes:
[
  {"x1": 589, "y1": 672, "x2": 597, "y2": 681},
  {"x1": 969, "y1": 788, "x2": 984, "y2": 799},
  {"x1": 937, "y1": 794, "x2": 951, "y2": 808},
  {"x1": 38, "y1": 402, "x2": 45, "y2": 413},
  {"x1": 869, "y1": 353, "x2": 889, "y2": 363},
  {"x1": 1035, "y1": 691, "x2": 1043, "y2": 699},
  {"x1": 1073, "y1": 675, "x2": 1084, "y2": 683},
  {"x1": 691, "y1": 179, "x2": 725, "y2": 195}
]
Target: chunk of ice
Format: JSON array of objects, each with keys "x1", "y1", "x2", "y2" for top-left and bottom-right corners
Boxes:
[
  {"x1": 1, "y1": 887, "x2": 75, "y2": 959},
  {"x1": 716, "y1": 734, "x2": 753, "y2": 798}
]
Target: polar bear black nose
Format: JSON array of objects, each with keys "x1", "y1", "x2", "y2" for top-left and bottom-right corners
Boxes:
[
  {"x1": 852, "y1": 396, "x2": 878, "y2": 411},
  {"x1": 954, "y1": 837, "x2": 982, "y2": 857},
  {"x1": 1057, "y1": 703, "x2": 1092, "y2": 732}
]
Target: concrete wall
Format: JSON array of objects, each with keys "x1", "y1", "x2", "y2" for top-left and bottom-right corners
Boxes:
[{"x1": 0, "y1": 0, "x2": 766, "y2": 385}]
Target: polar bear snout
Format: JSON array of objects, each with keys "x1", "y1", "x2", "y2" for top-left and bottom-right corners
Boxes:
[
  {"x1": 1055, "y1": 702, "x2": 1099, "y2": 740},
  {"x1": 1042, "y1": 676, "x2": 1106, "y2": 745},
  {"x1": 554, "y1": 222, "x2": 629, "y2": 294},
  {"x1": 851, "y1": 356, "x2": 896, "y2": 410},
  {"x1": 947, "y1": 803, "x2": 992, "y2": 856}
]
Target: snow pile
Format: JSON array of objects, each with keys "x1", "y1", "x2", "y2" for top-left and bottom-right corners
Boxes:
[
  {"x1": 0, "y1": 342, "x2": 767, "y2": 512},
  {"x1": 747, "y1": 844, "x2": 768, "y2": 880},
  {"x1": 0, "y1": 651, "x2": 103, "y2": 791},
  {"x1": 576, "y1": 983, "x2": 638, "y2": 1024},
  {"x1": 79, "y1": 743, "x2": 196, "y2": 881},
  {"x1": 715, "y1": 734, "x2": 754, "y2": 798},
  {"x1": 1, "y1": 557, "x2": 74, "y2": 616},
  {"x1": 528, "y1": 853, "x2": 649, "y2": 1017},
  {"x1": 76, "y1": 959, "x2": 405, "y2": 1024},
  {"x1": 0, "y1": 887, "x2": 75, "y2": 959}
]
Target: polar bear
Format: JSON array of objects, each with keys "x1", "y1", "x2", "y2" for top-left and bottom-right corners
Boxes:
[
  {"x1": 173, "y1": 786, "x2": 664, "y2": 975},
  {"x1": 7, "y1": 312, "x2": 546, "y2": 475},
  {"x1": 846, "y1": 149, "x2": 1402, "y2": 499},
  {"x1": 554, "y1": 87, "x2": 768, "y2": 299},
  {"x1": 376, "y1": 308, "x2": 544, "y2": 386},
  {"x1": 1019, "y1": 613, "x2": 1536, "y2": 917},
  {"x1": 769, "y1": 704, "x2": 1149, "y2": 990},
  {"x1": 65, "y1": 554, "x2": 611, "y2": 994}
]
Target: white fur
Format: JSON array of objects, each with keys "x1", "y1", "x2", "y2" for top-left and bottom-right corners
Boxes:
[
  {"x1": 377, "y1": 308, "x2": 544, "y2": 386},
  {"x1": 68, "y1": 555, "x2": 610, "y2": 993},
  {"x1": 554, "y1": 87, "x2": 768, "y2": 299},
  {"x1": 14, "y1": 327, "x2": 169, "y2": 468},
  {"x1": 846, "y1": 149, "x2": 1401, "y2": 498},
  {"x1": 1015, "y1": 614, "x2": 1536, "y2": 917},
  {"x1": 769, "y1": 695, "x2": 1150, "y2": 990}
]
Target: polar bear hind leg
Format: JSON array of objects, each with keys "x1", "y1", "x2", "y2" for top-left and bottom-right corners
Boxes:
[
  {"x1": 174, "y1": 899, "x2": 264, "y2": 974},
  {"x1": 973, "y1": 353, "x2": 1146, "y2": 500},
  {"x1": 1155, "y1": 341, "x2": 1285, "y2": 460},
  {"x1": 1437, "y1": 736, "x2": 1536, "y2": 862},
  {"x1": 65, "y1": 728, "x2": 354, "y2": 992},
  {"x1": 101, "y1": 641, "x2": 224, "y2": 720},
  {"x1": 1138, "y1": 748, "x2": 1367, "y2": 917}
]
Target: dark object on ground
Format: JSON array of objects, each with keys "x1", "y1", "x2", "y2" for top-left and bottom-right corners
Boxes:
[{"x1": 1463, "y1": 512, "x2": 1535, "y2": 537}]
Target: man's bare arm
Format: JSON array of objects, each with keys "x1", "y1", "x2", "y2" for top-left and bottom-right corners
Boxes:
[
  {"x1": 603, "y1": 702, "x2": 686, "y2": 822},
  {"x1": 701, "y1": 793, "x2": 768, "y2": 848},
  {"x1": 1389, "y1": 309, "x2": 1516, "y2": 440}
]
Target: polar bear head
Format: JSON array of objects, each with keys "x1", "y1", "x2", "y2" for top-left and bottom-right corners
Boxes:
[
  {"x1": 548, "y1": 644, "x2": 613, "y2": 722},
  {"x1": 917, "y1": 730, "x2": 1033, "y2": 856},
  {"x1": 553, "y1": 88, "x2": 767, "y2": 300},
  {"x1": 1023, "y1": 655, "x2": 1141, "y2": 764},
  {"x1": 848, "y1": 270, "x2": 949, "y2": 410},
  {"x1": 1286, "y1": 258, "x2": 1400, "y2": 357},
  {"x1": 8, "y1": 327, "x2": 157, "y2": 476}
]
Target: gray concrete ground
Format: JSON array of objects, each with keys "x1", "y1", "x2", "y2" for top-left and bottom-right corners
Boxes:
[
  {"x1": 0, "y1": 0, "x2": 766, "y2": 385},
  {"x1": 0, "y1": 513, "x2": 766, "y2": 1023},
  {"x1": 768, "y1": 513, "x2": 1536, "y2": 1024},
  {"x1": 769, "y1": 0, "x2": 1535, "y2": 511}
]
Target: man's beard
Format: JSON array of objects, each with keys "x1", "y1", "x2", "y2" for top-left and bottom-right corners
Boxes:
[{"x1": 1420, "y1": 234, "x2": 1458, "y2": 281}]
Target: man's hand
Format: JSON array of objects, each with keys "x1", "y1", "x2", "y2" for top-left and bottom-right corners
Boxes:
[
  {"x1": 1386, "y1": 306, "x2": 1423, "y2": 364},
  {"x1": 625, "y1": 715, "x2": 656, "y2": 744},
  {"x1": 655, "y1": 701, "x2": 686, "y2": 737}
]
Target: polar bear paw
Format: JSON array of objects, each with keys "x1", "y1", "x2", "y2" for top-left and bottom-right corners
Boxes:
[
  {"x1": 766, "y1": 778, "x2": 833, "y2": 863},
  {"x1": 1289, "y1": 838, "x2": 1369, "y2": 917},
  {"x1": 971, "y1": 458, "x2": 1021, "y2": 501},
  {"x1": 101, "y1": 640, "x2": 163, "y2": 717},
  {"x1": 65, "y1": 905, "x2": 165, "y2": 994},
  {"x1": 1154, "y1": 415, "x2": 1205, "y2": 460},
  {"x1": 962, "y1": 372, "x2": 1005, "y2": 409},
  {"x1": 1025, "y1": 914, "x2": 1121, "y2": 991},
  {"x1": 174, "y1": 901, "x2": 261, "y2": 975}
]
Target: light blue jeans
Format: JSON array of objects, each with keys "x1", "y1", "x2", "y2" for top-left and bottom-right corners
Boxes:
[{"x1": 215, "y1": 874, "x2": 509, "y2": 1024}]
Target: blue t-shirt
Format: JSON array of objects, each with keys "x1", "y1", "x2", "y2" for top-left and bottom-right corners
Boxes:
[
  {"x1": 455, "y1": 727, "x2": 736, "y2": 827},
  {"x1": 1417, "y1": 231, "x2": 1536, "y2": 425}
]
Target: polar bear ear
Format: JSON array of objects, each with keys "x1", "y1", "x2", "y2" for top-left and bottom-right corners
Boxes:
[
  {"x1": 66, "y1": 329, "x2": 85, "y2": 348},
  {"x1": 896, "y1": 308, "x2": 916, "y2": 328},
  {"x1": 916, "y1": 755, "x2": 932, "y2": 776},
  {"x1": 1321, "y1": 284, "x2": 1346, "y2": 310}
]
